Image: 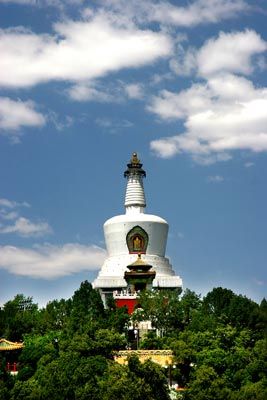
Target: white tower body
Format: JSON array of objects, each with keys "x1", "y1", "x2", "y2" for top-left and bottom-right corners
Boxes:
[{"x1": 93, "y1": 153, "x2": 182, "y2": 304}]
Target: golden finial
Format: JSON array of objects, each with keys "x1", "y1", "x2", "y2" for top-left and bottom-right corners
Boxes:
[
  {"x1": 131, "y1": 152, "x2": 140, "y2": 165},
  {"x1": 124, "y1": 152, "x2": 146, "y2": 178}
]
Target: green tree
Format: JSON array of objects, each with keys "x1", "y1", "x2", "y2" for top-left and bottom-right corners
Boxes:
[
  {"x1": 202, "y1": 287, "x2": 235, "y2": 322},
  {"x1": 100, "y1": 355, "x2": 170, "y2": 400},
  {"x1": 2, "y1": 284, "x2": 266, "y2": 400},
  {"x1": 202, "y1": 287, "x2": 259, "y2": 330},
  {"x1": 18, "y1": 332, "x2": 60, "y2": 380},
  {"x1": 106, "y1": 296, "x2": 130, "y2": 333},
  {"x1": 231, "y1": 380, "x2": 267, "y2": 400},
  {"x1": 38, "y1": 298, "x2": 72, "y2": 333},
  {"x1": 68, "y1": 281, "x2": 105, "y2": 333},
  {"x1": 180, "y1": 289, "x2": 201, "y2": 327},
  {"x1": 136, "y1": 289, "x2": 183, "y2": 335},
  {"x1": 169, "y1": 331, "x2": 197, "y2": 386},
  {"x1": 139, "y1": 331, "x2": 165, "y2": 350},
  {"x1": 0, "y1": 295, "x2": 38, "y2": 341},
  {"x1": 0, "y1": 355, "x2": 15, "y2": 399},
  {"x1": 187, "y1": 365, "x2": 232, "y2": 400},
  {"x1": 10, "y1": 378, "x2": 40, "y2": 400},
  {"x1": 256, "y1": 298, "x2": 267, "y2": 335}
]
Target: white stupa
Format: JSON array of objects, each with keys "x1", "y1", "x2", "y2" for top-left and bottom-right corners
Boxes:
[{"x1": 93, "y1": 153, "x2": 182, "y2": 304}]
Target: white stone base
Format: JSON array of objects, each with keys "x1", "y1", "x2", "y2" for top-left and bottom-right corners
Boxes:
[
  {"x1": 93, "y1": 253, "x2": 182, "y2": 290},
  {"x1": 93, "y1": 253, "x2": 182, "y2": 306}
]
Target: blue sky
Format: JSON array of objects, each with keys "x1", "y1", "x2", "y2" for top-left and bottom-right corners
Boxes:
[{"x1": 0, "y1": 0, "x2": 266, "y2": 307}]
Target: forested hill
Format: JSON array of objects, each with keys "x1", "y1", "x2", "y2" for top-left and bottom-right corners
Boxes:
[{"x1": 0, "y1": 282, "x2": 266, "y2": 400}]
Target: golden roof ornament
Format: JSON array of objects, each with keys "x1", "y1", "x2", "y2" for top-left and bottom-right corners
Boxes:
[
  {"x1": 127, "y1": 253, "x2": 154, "y2": 272},
  {"x1": 124, "y1": 152, "x2": 146, "y2": 178},
  {"x1": 131, "y1": 152, "x2": 140, "y2": 165},
  {"x1": 131, "y1": 253, "x2": 146, "y2": 266}
]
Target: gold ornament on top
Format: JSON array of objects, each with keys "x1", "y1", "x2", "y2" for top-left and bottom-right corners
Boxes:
[{"x1": 131, "y1": 152, "x2": 140, "y2": 165}]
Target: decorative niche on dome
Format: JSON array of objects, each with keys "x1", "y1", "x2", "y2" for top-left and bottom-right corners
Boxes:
[{"x1": 126, "y1": 225, "x2": 149, "y2": 254}]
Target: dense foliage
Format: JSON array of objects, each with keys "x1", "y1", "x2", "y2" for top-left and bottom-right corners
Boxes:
[{"x1": 0, "y1": 282, "x2": 266, "y2": 400}]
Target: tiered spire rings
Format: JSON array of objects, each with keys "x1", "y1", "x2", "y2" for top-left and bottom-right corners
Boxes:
[{"x1": 124, "y1": 152, "x2": 146, "y2": 211}]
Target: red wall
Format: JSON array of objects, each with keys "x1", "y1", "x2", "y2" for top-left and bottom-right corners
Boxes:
[{"x1": 115, "y1": 298, "x2": 137, "y2": 314}]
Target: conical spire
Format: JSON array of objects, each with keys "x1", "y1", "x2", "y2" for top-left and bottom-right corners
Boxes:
[{"x1": 124, "y1": 152, "x2": 146, "y2": 213}]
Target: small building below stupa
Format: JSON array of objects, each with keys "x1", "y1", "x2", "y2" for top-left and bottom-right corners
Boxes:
[{"x1": 0, "y1": 339, "x2": 24, "y2": 375}]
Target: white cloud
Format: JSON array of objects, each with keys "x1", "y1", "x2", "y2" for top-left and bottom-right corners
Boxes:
[
  {"x1": 95, "y1": 117, "x2": 133, "y2": 132},
  {"x1": 0, "y1": 0, "x2": 250, "y2": 26},
  {"x1": 124, "y1": 83, "x2": 144, "y2": 99},
  {"x1": 0, "y1": 0, "x2": 36, "y2": 4},
  {"x1": 244, "y1": 161, "x2": 254, "y2": 168},
  {"x1": 253, "y1": 278, "x2": 265, "y2": 286},
  {"x1": 207, "y1": 175, "x2": 224, "y2": 183},
  {"x1": 68, "y1": 80, "x2": 144, "y2": 103},
  {"x1": 148, "y1": 84, "x2": 211, "y2": 120},
  {"x1": 187, "y1": 99, "x2": 267, "y2": 153},
  {"x1": 150, "y1": 137, "x2": 179, "y2": 159},
  {"x1": 0, "y1": 197, "x2": 52, "y2": 237},
  {"x1": 0, "y1": 14, "x2": 172, "y2": 89},
  {"x1": 68, "y1": 82, "x2": 120, "y2": 102},
  {"x1": 0, "y1": 198, "x2": 30, "y2": 209},
  {"x1": 0, "y1": 0, "x2": 84, "y2": 6},
  {"x1": 0, "y1": 97, "x2": 45, "y2": 132},
  {"x1": 150, "y1": 72, "x2": 173, "y2": 85},
  {"x1": 170, "y1": 30, "x2": 267, "y2": 79},
  {"x1": 149, "y1": 73, "x2": 260, "y2": 121},
  {"x1": 0, "y1": 211, "x2": 19, "y2": 221},
  {"x1": 102, "y1": 0, "x2": 249, "y2": 27},
  {"x1": 47, "y1": 111, "x2": 73, "y2": 131},
  {"x1": 0, "y1": 217, "x2": 52, "y2": 237},
  {"x1": 197, "y1": 30, "x2": 267, "y2": 77},
  {"x1": 0, "y1": 198, "x2": 19, "y2": 208},
  {"x1": 149, "y1": 0, "x2": 249, "y2": 27},
  {"x1": 169, "y1": 46, "x2": 197, "y2": 76},
  {"x1": 207, "y1": 73, "x2": 257, "y2": 100},
  {"x1": 0, "y1": 243, "x2": 106, "y2": 279},
  {"x1": 150, "y1": 75, "x2": 267, "y2": 162},
  {"x1": 149, "y1": 28, "x2": 267, "y2": 164}
]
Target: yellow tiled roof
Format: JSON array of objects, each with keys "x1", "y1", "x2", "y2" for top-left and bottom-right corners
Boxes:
[
  {"x1": 114, "y1": 349, "x2": 174, "y2": 367},
  {"x1": 0, "y1": 339, "x2": 24, "y2": 351}
]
